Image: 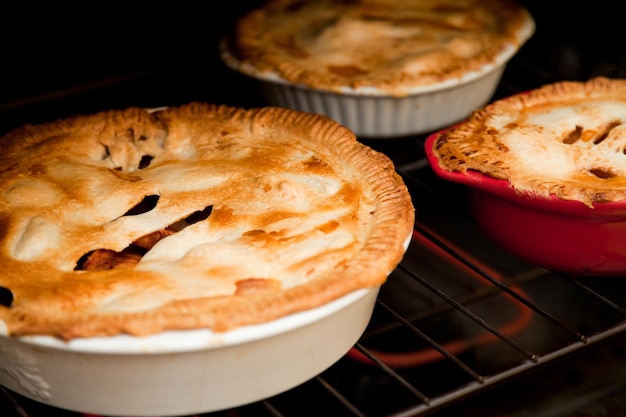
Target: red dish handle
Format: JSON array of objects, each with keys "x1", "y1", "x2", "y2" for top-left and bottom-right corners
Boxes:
[{"x1": 424, "y1": 129, "x2": 519, "y2": 198}]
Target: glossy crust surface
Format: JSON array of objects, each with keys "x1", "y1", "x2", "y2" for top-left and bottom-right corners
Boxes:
[
  {"x1": 431, "y1": 77, "x2": 626, "y2": 207},
  {"x1": 0, "y1": 103, "x2": 414, "y2": 339},
  {"x1": 222, "y1": 0, "x2": 534, "y2": 96}
]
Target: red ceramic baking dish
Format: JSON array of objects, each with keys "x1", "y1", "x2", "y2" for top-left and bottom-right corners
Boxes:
[{"x1": 425, "y1": 130, "x2": 626, "y2": 277}]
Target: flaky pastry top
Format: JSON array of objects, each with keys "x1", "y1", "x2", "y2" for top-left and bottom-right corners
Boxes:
[
  {"x1": 0, "y1": 103, "x2": 414, "y2": 339},
  {"x1": 431, "y1": 77, "x2": 626, "y2": 207},
  {"x1": 222, "y1": 0, "x2": 534, "y2": 96}
]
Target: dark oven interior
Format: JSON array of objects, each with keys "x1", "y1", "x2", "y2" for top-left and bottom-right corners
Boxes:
[{"x1": 2, "y1": 2, "x2": 626, "y2": 416}]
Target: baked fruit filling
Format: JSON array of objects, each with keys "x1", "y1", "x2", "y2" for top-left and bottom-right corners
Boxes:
[
  {"x1": 74, "y1": 199, "x2": 213, "y2": 271},
  {"x1": 0, "y1": 103, "x2": 414, "y2": 339}
]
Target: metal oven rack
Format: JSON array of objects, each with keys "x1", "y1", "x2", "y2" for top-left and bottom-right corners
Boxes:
[{"x1": 219, "y1": 144, "x2": 626, "y2": 417}]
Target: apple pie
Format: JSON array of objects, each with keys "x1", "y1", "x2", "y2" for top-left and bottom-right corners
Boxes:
[
  {"x1": 0, "y1": 103, "x2": 414, "y2": 340},
  {"x1": 222, "y1": 0, "x2": 535, "y2": 96},
  {"x1": 430, "y1": 77, "x2": 626, "y2": 207}
]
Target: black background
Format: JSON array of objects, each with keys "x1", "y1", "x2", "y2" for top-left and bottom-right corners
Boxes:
[{"x1": 0, "y1": 1, "x2": 624, "y2": 135}]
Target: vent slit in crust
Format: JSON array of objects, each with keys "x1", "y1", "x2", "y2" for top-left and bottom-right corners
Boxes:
[
  {"x1": 138, "y1": 155, "x2": 154, "y2": 169},
  {"x1": 75, "y1": 246, "x2": 147, "y2": 271},
  {"x1": 589, "y1": 168, "x2": 616, "y2": 179},
  {"x1": 593, "y1": 120, "x2": 622, "y2": 145},
  {"x1": 101, "y1": 144, "x2": 112, "y2": 161},
  {"x1": 0, "y1": 287, "x2": 13, "y2": 308},
  {"x1": 168, "y1": 205, "x2": 214, "y2": 231},
  {"x1": 76, "y1": 205, "x2": 215, "y2": 271},
  {"x1": 123, "y1": 195, "x2": 160, "y2": 216},
  {"x1": 75, "y1": 228, "x2": 173, "y2": 271},
  {"x1": 563, "y1": 125, "x2": 582, "y2": 144},
  {"x1": 182, "y1": 205, "x2": 213, "y2": 226}
]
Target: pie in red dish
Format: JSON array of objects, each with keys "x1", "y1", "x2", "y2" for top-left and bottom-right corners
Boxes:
[{"x1": 427, "y1": 77, "x2": 626, "y2": 276}]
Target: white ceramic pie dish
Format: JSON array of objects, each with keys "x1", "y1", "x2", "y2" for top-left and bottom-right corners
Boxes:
[
  {"x1": 0, "y1": 100, "x2": 416, "y2": 416},
  {"x1": 0, "y1": 285, "x2": 379, "y2": 416},
  {"x1": 252, "y1": 62, "x2": 506, "y2": 138}
]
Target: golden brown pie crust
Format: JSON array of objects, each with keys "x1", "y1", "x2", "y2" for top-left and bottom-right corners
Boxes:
[
  {"x1": 0, "y1": 103, "x2": 414, "y2": 339},
  {"x1": 431, "y1": 77, "x2": 626, "y2": 207},
  {"x1": 222, "y1": 0, "x2": 534, "y2": 96}
]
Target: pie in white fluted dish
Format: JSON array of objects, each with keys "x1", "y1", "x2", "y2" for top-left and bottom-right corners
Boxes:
[
  {"x1": 0, "y1": 102, "x2": 414, "y2": 340},
  {"x1": 0, "y1": 102, "x2": 414, "y2": 415},
  {"x1": 221, "y1": 0, "x2": 535, "y2": 137}
]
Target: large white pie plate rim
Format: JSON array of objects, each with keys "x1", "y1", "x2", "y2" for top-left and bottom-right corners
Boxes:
[
  {"x1": 10, "y1": 285, "x2": 373, "y2": 354},
  {"x1": 0, "y1": 285, "x2": 381, "y2": 416}
]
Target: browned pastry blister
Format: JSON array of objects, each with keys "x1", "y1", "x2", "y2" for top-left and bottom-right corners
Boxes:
[
  {"x1": 431, "y1": 77, "x2": 626, "y2": 207},
  {"x1": 0, "y1": 103, "x2": 414, "y2": 339}
]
